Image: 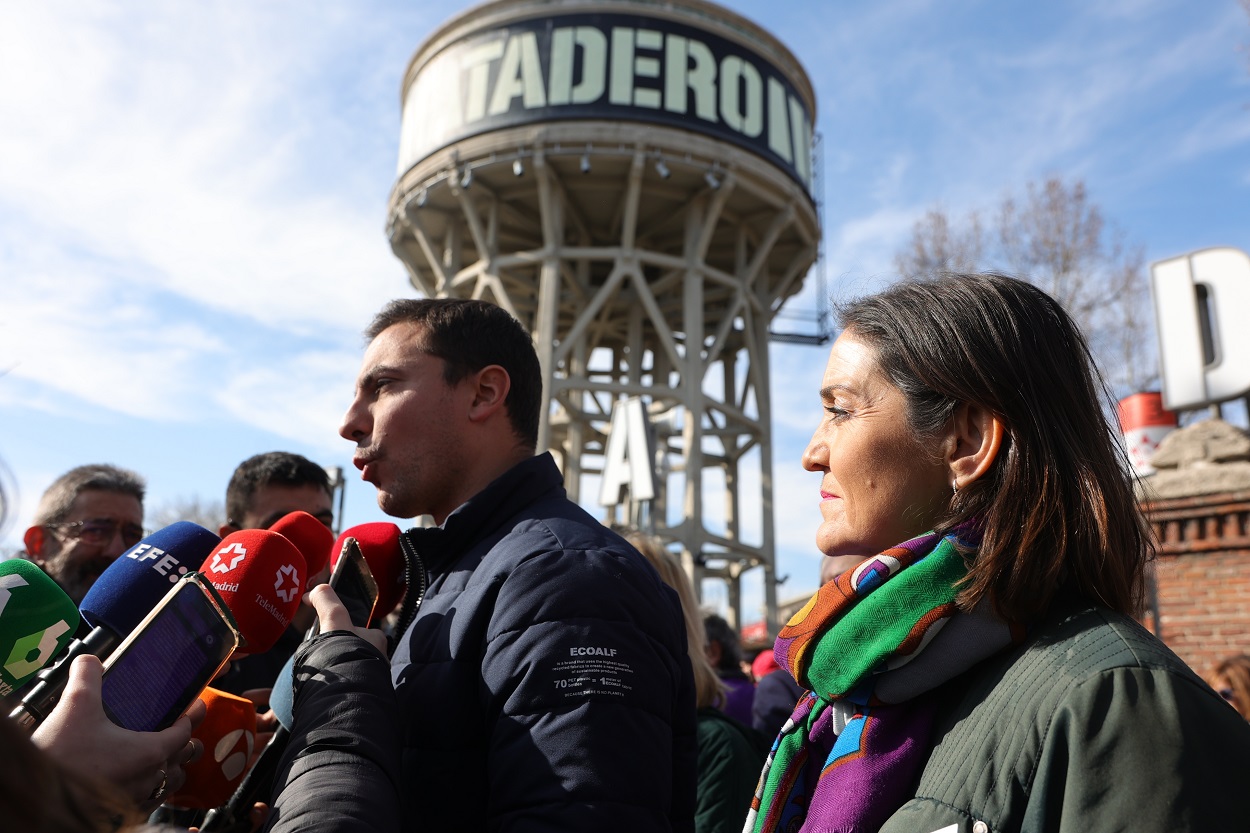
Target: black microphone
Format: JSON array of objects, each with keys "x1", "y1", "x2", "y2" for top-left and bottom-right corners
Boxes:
[{"x1": 8, "y1": 522, "x2": 221, "y2": 731}]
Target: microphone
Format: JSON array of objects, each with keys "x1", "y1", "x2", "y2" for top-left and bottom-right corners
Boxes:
[
  {"x1": 268, "y1": 512, "x2": 335, "y2": 583},
  {"x1": 203, "y1": 530, "x2": 306, "y2": 655},
  {"x1": 9, "y1": 522, "x2": 221, "y2": 730},
  {"x1": 164, "y1": 687, "x2": 259, "y2": 810},
  {"x1": 0, "y1": 560, "x2": 80, "y2": 697}
]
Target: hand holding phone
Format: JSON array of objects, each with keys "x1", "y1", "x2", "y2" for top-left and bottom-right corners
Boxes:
[
  {"x1": 32, "y1": 654, "x2": 204, "y2": 807},
  {"x1": 306, "y1": 585, "x2": 388, "y2": 657}
]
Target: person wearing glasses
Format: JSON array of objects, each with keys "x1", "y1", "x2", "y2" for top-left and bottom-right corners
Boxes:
[{"x1": 20, "y1": 464, "x2": 145, "y2": 605}]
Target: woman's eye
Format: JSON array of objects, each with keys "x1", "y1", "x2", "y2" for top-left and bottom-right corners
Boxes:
[{"x1": 824, "y1": 405, "x2": 849, "y2": 420}]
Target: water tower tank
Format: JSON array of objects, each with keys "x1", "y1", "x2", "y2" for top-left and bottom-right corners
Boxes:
[{"x1": 387, "y1": 0, "x2": 820, "y2": 633}]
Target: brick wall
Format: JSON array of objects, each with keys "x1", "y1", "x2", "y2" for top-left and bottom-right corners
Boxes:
[{"x1": 1142, "y1": 490, "x2": 1250, "y2": 678}]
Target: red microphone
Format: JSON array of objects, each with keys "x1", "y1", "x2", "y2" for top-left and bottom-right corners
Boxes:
[
  {"x1": 269, "y1": 511, "x2": 335, "y2": 583},
  {"x1": 330, "y1": 522, "x2": 405, "y2": 623},
  {"x1": 165, "y1": 687, "x2": 258, "y2": 809},
  {"x1": 201, "y1": 530, "x2": 306, "y2": 654}
]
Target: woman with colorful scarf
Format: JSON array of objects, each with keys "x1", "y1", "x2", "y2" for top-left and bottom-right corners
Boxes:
[{"x1": 746, "y1": 272, "x2": 1250, "y2": 833}]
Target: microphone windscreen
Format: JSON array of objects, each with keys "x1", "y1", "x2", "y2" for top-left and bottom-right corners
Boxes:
[
  {"x1": 331, "y1": 522, "x2": 405, "y2": 620},
  {"x1": 165, "y1": 686, "x2": 257, "y2": 809},
  {"x1": 80, "y1": 522, "x2": 221, "y2": 637},
  {"x1": 0, "y1": 560, "x2": 80, "y2": 692},
  {"x1": 269, "y1": 511, "x2": 335, "y2": 581},
  {"x1": 204, "y1": 530, "x2": 306, "y2": 654}
]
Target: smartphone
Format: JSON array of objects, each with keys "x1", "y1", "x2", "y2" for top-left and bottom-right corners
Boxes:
[
  {"x1": 326, "y1": 538, "x2": 380, "y2": 629},
  {"x1": 100, "y1": 573, "x2": 240, "y2": 733}
]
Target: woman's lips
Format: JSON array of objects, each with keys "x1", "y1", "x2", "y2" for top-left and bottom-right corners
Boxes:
[{"x1": 820, "y1": 490, "x2": 838, "y2": 501}]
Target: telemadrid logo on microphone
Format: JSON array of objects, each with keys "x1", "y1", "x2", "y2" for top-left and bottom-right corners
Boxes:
[
  {"x1": 208, "y1": 543, "x2": 248, "y2": 574},
  {"x1": 274, "y1": 564, "x2": 300, "y2": 604}
]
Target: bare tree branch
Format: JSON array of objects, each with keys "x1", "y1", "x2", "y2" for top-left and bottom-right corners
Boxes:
[{"x1": 894, "y1": 176, "x2": 1157, "y2": 396}]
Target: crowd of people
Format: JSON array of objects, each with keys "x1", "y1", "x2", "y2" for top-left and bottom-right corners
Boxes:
[{"x1": 3, "y1": 274, "x2": 1250, "y2": 832}]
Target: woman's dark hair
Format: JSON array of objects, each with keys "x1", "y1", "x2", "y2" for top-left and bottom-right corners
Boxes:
[{"x1": 838, "y1": 271, "x2": 1150, "y2": 620}]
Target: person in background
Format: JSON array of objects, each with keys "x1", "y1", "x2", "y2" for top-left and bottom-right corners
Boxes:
[
  {"x1": 20, "y1": 464, "x2": 145, "y2": 605},
  {"x1": 627, "y1": 533, "x2": 764, "y2": 833},
  {"x1": 1207, "y1": 654, "x2": 1250, "y2": 720},
  {"x1": 749, "y1": 649, "x2": 800, "y2": 742},
  {"x1": 219, "y1": 451, "x2": 335, "y2": 536},
  {"x1": 703, "y1": 612, "x2": 754, "y2": 725},
  {"x1": 746, "y1": 272, "x2": 1250, "y2": 833},
  {"x1": 751, "y1": 557, "x2": 845, "y2": 741},
  {"x1": 213, "y1": 451, "x2": 334, "y2": 697},
  {"x1": 1, "y1": 462, "x2": 198, "y2": 832}
]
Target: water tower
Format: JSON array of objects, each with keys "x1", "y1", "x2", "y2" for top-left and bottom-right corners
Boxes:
[{"x1": 387, "y1": 0, "x2": 820, "y2": 633}]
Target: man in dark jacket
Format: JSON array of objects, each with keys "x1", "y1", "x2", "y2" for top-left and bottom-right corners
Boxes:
[{"x1": 270, "y1": 298, "x2": 697, "y2": 833}]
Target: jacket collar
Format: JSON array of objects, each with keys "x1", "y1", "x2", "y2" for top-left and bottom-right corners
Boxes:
[{"x1": 400, "y1": 452, "x2": 563, "y2": 573}]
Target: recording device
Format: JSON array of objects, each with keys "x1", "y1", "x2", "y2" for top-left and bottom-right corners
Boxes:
[
  {"x1": 203, "y1": 529, "x2": 306, "y2": 655},
  {"x1": 99, "y1": 573, "x2": 240, "y2": 732},
  {"x1": 313, "y1": 539, "x2": 379, "y2": 636},
  {"x1": 9, "y1": 522, "x2": 221, "y2": 731},
  {"x1": 268, "y1": 511, "x2": 335, "y2": 582},
  {"x1": 330, "y1": 522, "x2": 405, "y2": 622},
  {"x1": 0, "y1": 560, "x2": 80, "y2": 696}
]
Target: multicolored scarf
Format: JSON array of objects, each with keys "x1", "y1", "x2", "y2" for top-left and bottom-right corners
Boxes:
[{"x1": 744, "y1": 529, "x2": 1020, "y2": 833}]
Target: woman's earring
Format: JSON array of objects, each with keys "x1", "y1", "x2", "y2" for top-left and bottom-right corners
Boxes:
[{"x1": 951, "y1": 480, "x2": 959, "y2": 495}]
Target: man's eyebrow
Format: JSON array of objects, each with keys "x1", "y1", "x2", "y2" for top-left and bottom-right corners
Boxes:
[{"x1": 359, "y1": 363, "x2": 403, "y2": 388}]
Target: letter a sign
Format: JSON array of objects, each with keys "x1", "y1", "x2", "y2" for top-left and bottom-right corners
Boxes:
[
  {"x1": 598, "y1": 397, "x2": 658, "y2": 507},
  {"x1": 1151, "y1": 247, "x2": 1250, "y2": 411}
]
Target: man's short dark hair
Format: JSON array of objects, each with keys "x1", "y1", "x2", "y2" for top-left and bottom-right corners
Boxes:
[
  {"x1": 225, "y1": 452, "x2": 332, "y2": 527},
  {"x1": 365, "y1": 298, "x2": 542, "y2": 449},
  {"x1": 33, "y1": 464, "x2": 145, "y2": 526}
]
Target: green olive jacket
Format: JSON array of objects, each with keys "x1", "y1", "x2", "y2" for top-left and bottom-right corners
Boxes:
[{"x1": 879, "y1": 602, "x2": 1250, "y2": 833}]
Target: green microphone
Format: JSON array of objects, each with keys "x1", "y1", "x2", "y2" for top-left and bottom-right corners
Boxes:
[{"x1": 0, "y1": 559, "x2": 81, "y2": 698}]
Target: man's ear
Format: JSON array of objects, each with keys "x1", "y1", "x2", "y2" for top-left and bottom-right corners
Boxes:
[
  {"x1": 947, "y1": 403, "x2": 1005, "y2": 491},
  {"x1": 466, "y1": 365, "x2": 511, "y2": 424},
  {"x1": 23, "y1": 526, "x2": 47, "y2": 562}
]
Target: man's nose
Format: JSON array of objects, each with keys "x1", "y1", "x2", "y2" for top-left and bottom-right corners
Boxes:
[
  {"x1": 339, "y1": 398, "x2": 368, "y2": 442},
  {"x1": 101, "y1": 527, "x2": 130, "y2": 559}
]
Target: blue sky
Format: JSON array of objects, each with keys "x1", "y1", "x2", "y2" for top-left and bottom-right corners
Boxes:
[{"x1": 1, "y1": 0, "x2": 1247, "y2": 620}]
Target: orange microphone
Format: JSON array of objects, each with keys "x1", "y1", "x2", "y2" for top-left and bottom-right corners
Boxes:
[{"x1": 165, "y1": 687, "x2": 259, "y2": 809}]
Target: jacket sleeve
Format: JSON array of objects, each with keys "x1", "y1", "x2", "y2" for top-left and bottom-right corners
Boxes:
[
  {"x1": 263, "y1": 632, "x2": 403, "y2": 833},
  {"x1": 1022, "y1": 664, "x2": 1250, "y2": 832},
  {"x1": 479, "y1": 546, "x2": 698, "y2": 833}
]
